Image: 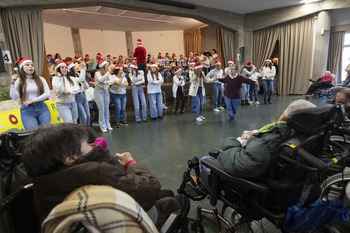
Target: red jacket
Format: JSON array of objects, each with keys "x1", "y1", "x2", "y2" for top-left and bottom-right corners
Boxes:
[
  {"x1": 133, "y1": 46, "x2": 146, "y2": 64},
  {"x1": 316, "y1": 74, "x2": 333, "y2": 83}
]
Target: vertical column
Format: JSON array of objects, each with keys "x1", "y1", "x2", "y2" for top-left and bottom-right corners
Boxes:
[
  {"x1": 243, "y1": 17, "x2": 254, "y2": 67},
  {"x1": 312, "y1": 10, "x2": 332, "y2": 79},
  {"x1": 71, "y1": 28, "x2": 83, "y2": 57},
  {"x1": 125, "y1": 31, "x2": 134, "y2": 57},
  {"x1": 0, "y1": 16, "x2": 13, "y2": 86}
]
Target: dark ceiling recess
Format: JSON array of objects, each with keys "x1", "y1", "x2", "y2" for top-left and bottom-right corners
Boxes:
[{"x1": 139, "y1": 0, "x2": 196, "y2": 10}]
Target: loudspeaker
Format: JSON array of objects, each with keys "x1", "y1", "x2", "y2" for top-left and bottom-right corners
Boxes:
[
  {"x1": 0, "y1": 45, "x2": 6, "y2": 72},
  {"x1": 239, "y1": 47, "x2": 245, "y2": 64}
]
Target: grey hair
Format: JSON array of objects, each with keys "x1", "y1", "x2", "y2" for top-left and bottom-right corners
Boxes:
[{"x1": 283, "y1": 99, "x2": 316, "y2": 118}]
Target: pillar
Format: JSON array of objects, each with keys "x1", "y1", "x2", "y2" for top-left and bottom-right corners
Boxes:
[
  {"x1": 125, "y1": 31, "x2": 133, "y2": 57},
  {"x1": 71, "y1": 28, "x2": 83, "y2": 57}
]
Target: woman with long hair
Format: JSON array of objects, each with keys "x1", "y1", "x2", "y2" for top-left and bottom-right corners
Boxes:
[
  {"x1": 240, "y1": 61, "x2": 256, "y2": 105},
  {"x1": 147, "y1": 64, "x2": 164, "y2": 119},
  {"x1": 260, "y1": 58, "x2": 276, "y2": 104},
  {"x1": 130, "y1": 63, "x2": 147, "y2": 123},
  {"x1": 172, "y1": 67, "x2": 186, "y2": 114},
  {"x1": 52, "y1": 61, "x2": 80, "y2": 124},
  {"x1": 94, "y1": 59, "x2": 114, "y2": 132},
  {"x1": 189, "y1": 63, "x2": 214, "y2": 122},
  {"x1": 10, "y1": 57, "x2": 51, "y2": 130}
]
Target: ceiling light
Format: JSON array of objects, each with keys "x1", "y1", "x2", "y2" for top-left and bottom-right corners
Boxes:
[{"x1": 300, "y1": 0, "x2": 322, "y2": 4}]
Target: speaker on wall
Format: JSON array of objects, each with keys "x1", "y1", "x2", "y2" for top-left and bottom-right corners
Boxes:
[{"x1": 239, "y1": 47, "x2": 245, "y2": 64}]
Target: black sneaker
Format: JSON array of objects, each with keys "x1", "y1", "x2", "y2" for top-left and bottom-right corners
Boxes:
[
  {"x1": 142, "y1": 119, "x2": 148, "y2": 122},
  {"x1": 264, "y1": 99, "x2": 267, "y2": 104},
  {"x1": 179, "y1": 111, "x2": 185, "y2": 114},
  {"x1": 267, "y1": 100, "x2": 272, "y2": 104},
  {"x1": 120, "y1": 120, "x2": 129, "y2": 126},
  {"x1": 115, "y1": 122, "x2": 121, "y2": 128},
  {"x1": 229, "y1": 118, "x2": 235, "y2": 122},
  {"x1": 158, "y1": 116, "x2": 163, "y2": 119},
  {"x1": 136, "y1": 121, "x2": 142, "y2": 124}
]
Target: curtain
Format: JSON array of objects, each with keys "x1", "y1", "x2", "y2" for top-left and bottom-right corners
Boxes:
[
  {"x1": 221, "y1": 29, "x2": 236, "y2": 64},
  {"x1": 279, "y1": 16, "x2": 314, "y2": 95},
  {"x1": 217, "y1": 29, "x2": 225, "y2": 68},
  {"x1": 253, "y1": 25, "x2": 279, "y2": 68},
  {"x1": 327, "y1": 31, "x2": 344, "y2": 83},
  {"x1": 184, "y1": 27, "x2": 201, "y2": 57},
  {"x1": 0, "y1": 8, "x2": 44, "y2": 76}
]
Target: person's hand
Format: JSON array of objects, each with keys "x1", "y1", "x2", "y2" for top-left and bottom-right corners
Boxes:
[
  {"x1": 11, "y1": 74, "x2": 18, "y2": 84},
  {"x1": 115, "y1": 152, "x2": 134, "y2": 166},
  {"x1": 64, "y1": 90, "x2": 70, "y2": 95},
  {"x1": 23, "y1": 100, "x2": 33, "y2": 106},
  {"x1": 255, "y1": 81, "x2": 259, "y2": 86}
]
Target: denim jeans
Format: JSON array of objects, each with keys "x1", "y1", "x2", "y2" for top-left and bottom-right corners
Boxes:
[
  {"x1": 148, "y1": 92, "x2": 163, "y2": 118},
  {"x1": 94, "y1": 87, "x2": 111, "y2": 130},
  {"x1": 132, "y1": 85, "x2": 147, "y2": 122},
  {"x1": 195, "y1": 87, "x2": 204, "y2": 118},
  {"x1": 110, "y1": 92, "x2": 127, "y2": 122},
  {"x1": 212, "y1": 83, "x2": 223, "y2": 109},
  {"x1": 262, "y1": 79, "x2": 274, "y2": 100},
  {"x1": 138, "y1": 63, "x2": 148, "y2": 85},
  {"x1": 56, "y1": 101, "x2": 78, "y2": 124},
  {"x1": 88, "y1": 101, "x2": 99, "y2": 123},
  {"x1": 249, "y1": 84, "x2": 259, "y2": 102},
  {"x1": 20, "y1": 101, "x2": 51, "y2": 131},
  {"x1": 241, "y1": 83, "x2": 250, "y2": 101},
  {"x1": 224, "y1": 96, "x2": 240, "y2": 119},
  {"x1": 75, "y1": 92, "x2": 90, "y2": 125}
]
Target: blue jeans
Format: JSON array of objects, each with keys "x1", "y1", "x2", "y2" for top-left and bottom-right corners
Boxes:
[
  {"x1": 75, "y1": 92, "x2": 90, "y2": 125},
  {"x1": 20, "y1": 101, "x2": 51, "y2": 131},
  {"x1": 132, "y1": 85, "x2": 147, "y2": 122},
  {"x1": 262, "y1": 79, "x2": 274, "y2": 100},
  {"x1": 249, "y1": 84, "x2": 259, "y2": 102},
  {"x1": 148, "y1": 92, "x2": 163, "y2": 118},
  {"x1": 138, "y1": 63, "x2": 148, "y2": 85},
  {"x1": 212, "y1": 83, "x2": 223, "y2": 109},
  {"x1": 56, "y1": 101, "x2": 78, "y2": 124},
  {"x1": 241, "y1": 83, "x2": 250, "y2": 101},
  {"x1": 195, "y1": 87, "x2": 204, "y2": 118},
  {"x1": 224, "y1": 96, "x2": 240, "y2": 119},
  {"x1": 94, "y1": 87, "x2": 111, "y2": 130},
  {"x1": 110, "y1": 93, "x2": 127, "y2": 122}
]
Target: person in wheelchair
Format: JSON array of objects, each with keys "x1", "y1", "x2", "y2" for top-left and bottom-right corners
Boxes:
[
  {"x1": 305, "y1": 71, "x2": 333, "y2": 96},
  {"x1": 21, "y1": 123, "x2": 180, "y2": 229},
  {"x1": 216, "y1": 99, "x2": 316, "y2": 178}
]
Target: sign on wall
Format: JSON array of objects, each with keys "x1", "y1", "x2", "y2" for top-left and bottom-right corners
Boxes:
[
  {"x1": 2, "y1": 50, "x2": 12, "y2": 64},
  {"x1": 0, "y1": 46, "x2": 7, "y2": 72}
]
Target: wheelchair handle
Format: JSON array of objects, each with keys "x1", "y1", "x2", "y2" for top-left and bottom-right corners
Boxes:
[
  {"x1": 0, "y1": 183, "x2": 33, "y2": 213},
  {"x1": 296, "y1": 148, "x2": 330, "y2": 172}
]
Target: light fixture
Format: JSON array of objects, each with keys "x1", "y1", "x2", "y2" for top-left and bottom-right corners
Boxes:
[{"x1": 299, "y1": 0, "x2": 322, "y2": 4}]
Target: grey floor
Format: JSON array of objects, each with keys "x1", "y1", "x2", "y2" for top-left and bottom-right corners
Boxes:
[{"x1": 95, "y1": 95, "x2": 334, "y2": 232}]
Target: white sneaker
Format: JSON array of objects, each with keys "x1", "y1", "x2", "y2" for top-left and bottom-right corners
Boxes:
[
  {"x1": 200, "y1": 115, "x2": 206, "y2": 120},
  {"x1": 196, "y1": 117, "x2": 203, "y2": 122},
  {"x1": 256, "y1": 101, "x2": 260, "y2": 105},
  {"x1": 163, "y1": 105, "x2": 168, "y2": 109},
  {"x1": 213, "y1": 108, "x2": 220, "y2": 112},
  {"x1": 219, "y1": 106, "x2": 224, "y2": 110},
  {"x1": 107, "y1": 127, "x2": 113, "y2": 131},
  {"x1": 101, "y1": 129, "x2": 108, "y2": 133}
]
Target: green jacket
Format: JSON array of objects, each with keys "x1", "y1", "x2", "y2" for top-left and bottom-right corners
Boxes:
[{"x1": 217, "y1": 122, "x2": 294, "y2": 178}]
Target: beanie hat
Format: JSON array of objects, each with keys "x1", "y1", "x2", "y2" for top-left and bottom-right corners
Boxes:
[
  {"x1": 66, "y1": 62, "x2": 75, "y2": 70},
  {"x1": 228, "y1": 59, "x2": 234, "y2": 64},
  {"x1": 137, "y1": 39, "x2": 142, "y2": 44},
  {"x1": 14, "y1": 57, "x2": 33, "y2": 70},
  {"x1": 98, "y1": 59, "x2": 108, "y2": 68},
  {"x1": 56, "y1": 61, "x2": 66, "y2": 69},
  {"x1": 246, "y1": 61, "x2": 252, "y2": 67},
  {"x1": 174, "y1": 67, "x2": 182, "y2": 73},
  {"x1": 130, "y1": 63, "x2": 138, "y2": 69},
  {"x1": 194, "y1": 63, "x2": 203, "y2": 69}
]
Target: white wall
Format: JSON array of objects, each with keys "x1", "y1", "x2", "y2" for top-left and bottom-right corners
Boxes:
[
  {"x1": 132, "y1": 30, "x2": 185, "y2": 57},
  {"x1": 80, "y1": 29, "x2": 127, "y2": 59},
  {"x1": 332, "y1": 8, "x2": 350, "y2": 27},
  {"x1": 44, "y1": 23, "x2": 74, "y2": 59}
]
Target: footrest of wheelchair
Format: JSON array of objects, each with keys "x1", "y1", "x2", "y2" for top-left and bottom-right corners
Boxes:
[{"x1": 183, "y1": 183, "x2": 207, "y2": 199}]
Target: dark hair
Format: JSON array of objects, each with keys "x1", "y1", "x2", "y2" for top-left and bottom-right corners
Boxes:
[
  {"x1": 21, "y1": 123, "x2": 89, "y2": 177},
  {"x1": 211, "y1": 49, "x2": 217, "y2": 54},
  {"x1": 18, "y1": 65, "x2": 44, "y2": 104},
  {"x1": 265, "y1": 61, "x2": 272, "y2": 70},
  {"x1": 54, "y1": 53, "x2": 61, "y2": 60},
  {"x1": 47, "y1": 54, "x2": 52, "y2": 58},
  {"x1": 80, "y1": 125, "x2": 97, "y2": 143},
  {"x1": 68, "y1": 67, "x2": 76, "y2": 77},
  {"x1": 56, "y1": 66, "x2": 74, "y2": 86}
]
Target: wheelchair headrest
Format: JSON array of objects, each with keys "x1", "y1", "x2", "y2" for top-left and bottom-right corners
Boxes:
[{"x1": 287, "y1": 104, "x2": 345, "y2": 134}]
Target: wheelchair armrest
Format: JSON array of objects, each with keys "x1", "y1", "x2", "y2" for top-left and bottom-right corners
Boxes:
[
  {"x1": 160, "y1": 213, "x2": 179, "y2": 233},
  {"x1": 201, "y1": 158, "x2": 269, "y2": 194}
]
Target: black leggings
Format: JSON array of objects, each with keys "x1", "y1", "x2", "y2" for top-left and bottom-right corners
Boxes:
[{"x1": 175, "y1": 88, "x2": 185, "y2": 112}]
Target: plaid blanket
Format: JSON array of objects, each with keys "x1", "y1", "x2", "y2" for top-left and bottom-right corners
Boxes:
[{"x1": 42, "y1": 185, "x2": 158, "y2": 233}]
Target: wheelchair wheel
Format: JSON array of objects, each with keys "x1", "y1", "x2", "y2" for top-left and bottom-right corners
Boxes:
[
  {"x1": 188, "y1": 218, "x2": 205, "y2": 233},
  {"x1": 222, "y1": 207, "x2": 253, "y2": 233}
]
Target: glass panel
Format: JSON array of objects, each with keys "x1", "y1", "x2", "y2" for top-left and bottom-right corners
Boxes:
[
  {"x1": 344, "y1": 32, "x2": 350, "y2": 46},
  {"x1": 341, "y1": 47, "x2": 350, "y2": 81}
]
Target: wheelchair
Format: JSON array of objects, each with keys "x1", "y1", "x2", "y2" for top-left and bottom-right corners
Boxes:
[
  {"x1": 178, "y1": 104, "x2": 350, "y2": 232},
  {"x1": 306, "y1": 79, "x2": 333, "y2": 99},
  {"x1": 0, "y1": 128, "x2": 190, "y2": 233}
]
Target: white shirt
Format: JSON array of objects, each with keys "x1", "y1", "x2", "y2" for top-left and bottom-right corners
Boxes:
[
  {"x1": 249, "y1": 72, "x2": 261, "y2": 82},
  {"x1": 95, "y1": 71, "x2": 114, "y2": 89},
  {"x1": 73, "y1": 69, "x2": 88, "y2": 93},
  {"x1": 147, "y1": 72, "x2": 164, "y2": 94},
  {"x1": 52, "y1": 75, "x2": 80, "y2": 103},
  {"x1": 110, "y1": 75, "x2": 128, "y2": 95},
  {"x1": 130, "y1": 70, "x2": 145, "y2": 86},
  {"x1": 85, "y1": 87, "x2": 95, "y2": 102},
  {"x1": 206, "y1": 68, "x2": 223, "y2": 84},
  {"x1": 261, "y1": 66, "x2": 276, "y2": 80},
  {"x1": 10, "y1": 76, "x2": 50, "y2": 104},
  {"x1": 172, "y1": 75, "x2": 186, "y2": 98}
]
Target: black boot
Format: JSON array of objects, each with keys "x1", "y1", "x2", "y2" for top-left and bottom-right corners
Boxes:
[
  {"x1": 267, "y1": 99, "x2": 272, "y2": 104},
  {"x1": 264, "y1": 99, "x2": 267, "y2": 104},
  {"x1": 241, "y1": 101, "x2": 245, "y2": 105}
]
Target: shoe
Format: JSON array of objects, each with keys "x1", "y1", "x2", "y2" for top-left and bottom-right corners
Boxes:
[
  {"x1": 256, "y1": 101, "x2": 260, "y2": 105},
  {"x1": 92, "y1": 122, "x2": 99, "y2": 126},
  {"x1": 229, "y1": 118, "x2": 235, "y2": 122},
  {"x1": 136, "y1": 121, "x2": 142, "y2": 124},
  {"x1": 142, "y1": 119, "x2": 148, "y2": 122},
  {"x1": 219, "y1": 106, "x2": 224, "y2": 110},
  {"x1": 196, "y1": 117, "x2": 203, "y2": 122},
  {"x1": 245, "y1": 100, "x2": 249, "y2": 105},
  {"x1": 101, "y1": 129, "x2": 108, "y2": 133},
  {"x1": 213, "y1": 108, "x2": 220, "y2": 112},
  {"x1": 158, "y1": 116, "x2": 163, "y2": 119},
  {"x1": 200, "y1": 115, "x2": 206, "y2": 120},
  {"x1": 248, "y1": 100, "x2": 252, "y2": 105},
  {"x1": 264, "y1": 99, "x2": 267, "y2": 104},
  {"x1": 179, "y1": 111, "x2": 185, "y2": 114},
  {"x1": 107, "y1": 127, "x2": 113, "y2": 131},
  {"x1": 151, "y1": 117, "x2": 158, "y2": 120},
  {"x1": 175, "y1": 111, "x2": 178, "y2": 115},
  {"x1": 120, "y1": 120, "x2": 129, "y2": 126},
  {"x1": 267, "y1": 100, "x2": 272, "y2": 104},
  {"x1": 241, "y1": 101, "x2": 246, "y2": 105},
  {"x1": 163, "y1": 105, "x2": 168, "y2": 109},
  {"x1": 115, "y1": 122, "x2": 121, "y2": 128}
]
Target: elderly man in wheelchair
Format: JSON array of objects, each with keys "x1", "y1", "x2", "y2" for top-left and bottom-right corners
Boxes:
[{"x1": 178, "y1": 99, "x2": 350, "y2": 233}]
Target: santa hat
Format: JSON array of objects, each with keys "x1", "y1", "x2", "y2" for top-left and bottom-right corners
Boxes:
[
  {"x1": 66, "y1": 62, "x2": 75, "y2": 70},
  {"x1": 14, "y1": 57, "x2": 33, "y2": 70},
  {"x1": 96, "y1": 53, "x2": 102, "y2": 57},
  {"x1": 77, "y1": 56, "x2": 82, "y2": 61},
  {"x1": 119, "y1": 55, "x2": 123, "y2": 58},
  {"x1": 158, "y1": 52, "x2": 162, "y2": 55},
  {"x1": 189, "y1": 61, "x2": 196, "y2": 66},
  {"x1": 194, "y1": 63, "x2": 203, "y2": 69},
  {"x1": 90, "y1": 78, "x2": 95, "y2": 84},
  {"x1": 113, "y1": 56, "x2": 117, "y2": 60},
  {"x1": 85, "y1": 54, "x2": 89, "y2": 58},
  {"x1": 228, "y1": 59, "x2": 234, "y2": 64},
  {"x1": 246, "y1": 61, "x2": 252, "y2": 67},
  {"x1": 98, "y1": 59, "x2": 108, "y2": 68},
  {"x1": 130, "y1": 63, "x2": 138, "y2": 69},
  {"x1": 115, "y1": 64, "x2": 123, "y2": 69},
  {"x1": 173, "y1": 56, "x2": 177, "y2": 59},
  {"x1": 215, "y1": 59, "x2": 221, "y2": 66},
  {"x1": 56, "y1": 61, "x2": 66, "y2": 69},
  {"x1": 174, "y1": 67, "x2": 182, "y2": 73},
  {"x1": 266, "y1": 58, "x2": 273, "y2": 64},
  {"x1": 151, "y1": 63, "x2": 158, "y2": 68},
  {"x1": 107, "y1": 54, "x2": 111, "y2": 58},
  {"x1": 137, "y1": 39, "x2": 142, "y2": 44}
]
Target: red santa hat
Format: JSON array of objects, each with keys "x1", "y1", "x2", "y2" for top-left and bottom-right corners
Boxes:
[
  {"x1": 189, "y1": 61, "x2": 196, "y2": 66},
  {"x1": 130, "y1": 63, "x2": 138, "y2": 69},
  {"x1": 90, "y1": 78, "x2": 95, "y2": 84},
  {"x1": 56, "y1": 61, "x2": 66, "y2": 69},
  {"x1": 85, "y1": 54, "x2": 89, "y2": 58},
  {"x1": 158, "y1": 52, "x2": 162, "y2": 55},
  {"x1": 113, "y1": 56, "x2": 117, "y2": 60},
  {"x1": 266, "y1": 58, "x2": 273, "y2": 64},
  {"x1": 65, "y1": 62, "x2": 75, "y2": 70},
  {"x1": 98, "y1": 59, "x2": 108, "y2": 68},
  {"x1": 119, "y1": 55, "x2": 123, "y2": 58},
  {"x1": 96, "y1": 53, "x2": 102, "y2": 57},
  {"x1": 107, "y1": 54, "x2": 111, "y2": 58},
  {"x1": 137, "y1": 39, "x2": 142, "y2": 44},
  {"x1": 194, "y1": 63, "x2": 203, "y2": 69},
  {"x1": 14, "y1": 57, "x2": 33, "y2": 70},
  {"x1": 151, "y1": 63, "x2": 158, "y2": 68},
  {"x1": 246, "y1": 61, "x2": 252, "y2": 67},
  {"x1": 114, "y1": 64, "x2": 123, "y2": 69},
  {"x1": 174, "y1": 67, "x2": 182, "y2": 73},
  {"x1": 215, "y1": 59, "x2": 221, "y2": 66},
  {"x1": 228, "y1": 59, "x2": 235, "y2": 64}
]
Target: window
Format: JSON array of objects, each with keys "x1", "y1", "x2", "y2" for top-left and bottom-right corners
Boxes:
[{"x1": 341, "y1": 31, "x2": 350, "y2": 81}]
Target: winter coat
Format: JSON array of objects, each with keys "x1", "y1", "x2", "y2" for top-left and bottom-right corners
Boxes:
[{"x1": 217, "y1": 122, "x2": 294, "y2": 179}]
